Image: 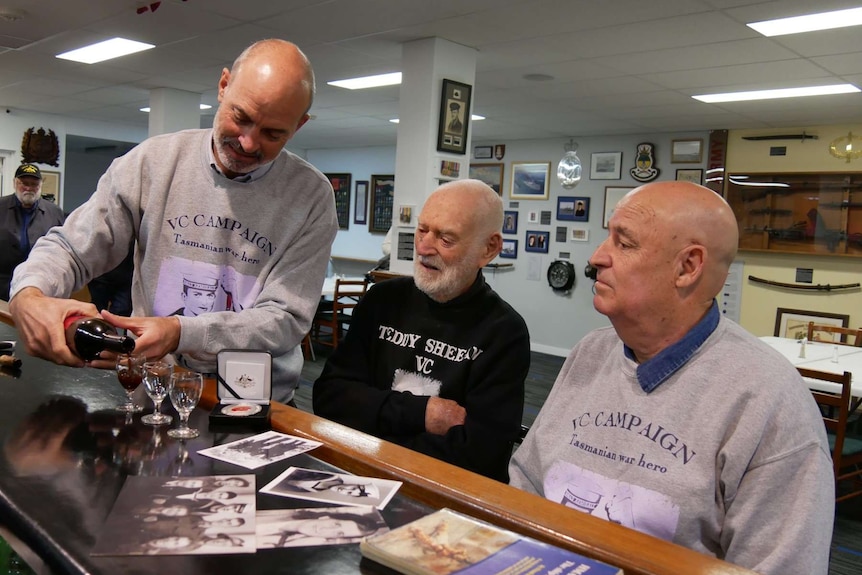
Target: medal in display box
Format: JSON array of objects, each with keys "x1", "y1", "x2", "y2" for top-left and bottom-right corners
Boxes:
[{"x1": 209, "y1": 349, "x2": 272, "y2": 429}]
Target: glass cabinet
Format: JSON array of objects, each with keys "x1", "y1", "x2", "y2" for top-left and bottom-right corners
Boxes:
[{"x1": 725, "y1": 172, "x2": 862, "y2": 256}]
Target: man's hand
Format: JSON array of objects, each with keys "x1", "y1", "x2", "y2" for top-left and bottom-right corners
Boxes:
[
  {"x1": 9, "y1": 287, "x2": 98, "y2": 367},
  {"x1": 425, "y1": 396, "x2": 466, "y2": 436},
  {"x1": 85, "y1": 311, "x2": 181, "y2": 369}
]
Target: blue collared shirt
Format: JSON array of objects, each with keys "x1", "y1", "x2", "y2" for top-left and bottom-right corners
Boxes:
[{"x1": 623, "y1": 300, "x2": 720, "y2": 393}]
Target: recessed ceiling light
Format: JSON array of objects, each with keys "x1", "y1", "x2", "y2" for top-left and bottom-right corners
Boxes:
[
  {"x1": 57, "y1": 38, "x2": 155, "y2": 64},
  {"x1": 328, "y1": 72, "x2": 402, "y2": 90},
  {"x1": 693, "y1": 84, "x2": 860, "y2": 103},
  {"x1": 389, "y1": 114, "x2": 484, "y2": 124},
  {"x1": 139, "y1": 104, "x2": 213, "y2": 113},
  {"x1": 747, "y1": 7, "x2": 862, "y2": 37}
]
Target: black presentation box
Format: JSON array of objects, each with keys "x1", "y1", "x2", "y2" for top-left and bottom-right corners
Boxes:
[{"x1": 209, "y1": 349, "x2": 272, "y2": 430}]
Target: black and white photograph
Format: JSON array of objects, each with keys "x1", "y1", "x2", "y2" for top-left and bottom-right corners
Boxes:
[
  {"x1": 198, "y1": 430, "x2": 322, "y2": 470},
  {"x1": 256, "y1": 506, "x2": 388, "y2": 549},
  {"x1": 436, "y1": 78, "x2": 472, "y2": 155},
  {"x1": 503, "y1": 210, "x2": 518, "y2": 234},
  {"x1": 590, "y1": 151, "x2": 623, "y2": 180},
  {"x1": 260, "y1": 466, "x2": 402, "y2": 509},
  {"x1": 92, "y1": 475, "x2": 257, "y2": 556},
  {"x1": 525, "y1": 231, "x2": 550, "y2": 254}
]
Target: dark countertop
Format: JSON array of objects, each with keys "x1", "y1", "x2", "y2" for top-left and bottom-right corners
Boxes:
[{"x1": 0, "y1": 322, "x2": 427, "y2": 574}]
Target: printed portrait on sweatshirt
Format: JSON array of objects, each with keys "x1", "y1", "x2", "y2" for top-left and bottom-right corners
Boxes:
[
  {"x1": 152, "y1": 257, "x2": 260, "y2": 317},
  {"x1": 544, "y1": 460, "x2": 679, "y2": 541}
]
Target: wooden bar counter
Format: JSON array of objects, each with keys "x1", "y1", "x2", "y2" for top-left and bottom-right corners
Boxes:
[{"x1": 0, "y1": 314, "x2": 753, "y2": 575}]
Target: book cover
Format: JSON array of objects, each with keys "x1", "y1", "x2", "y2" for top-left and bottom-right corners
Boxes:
[{"x1": 360, "y1": 508, "x2": 621, "y2": 575}]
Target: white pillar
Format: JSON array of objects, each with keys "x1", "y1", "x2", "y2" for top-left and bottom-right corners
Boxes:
[
  {"x1": 148, "y1": 88, "x2": 200, "y2": 137},
  {"x1": 390, "y1": 38, "x2": 477, "y2": 275}
]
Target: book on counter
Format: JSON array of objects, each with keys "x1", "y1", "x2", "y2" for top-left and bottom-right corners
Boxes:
[{"x1": 360, "y1": 508, "x2": 622, "y2": 575}]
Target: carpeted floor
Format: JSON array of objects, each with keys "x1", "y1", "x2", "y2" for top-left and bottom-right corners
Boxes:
[{"x1": 300, "y1": 343, "x2": 862, "y2": 574}]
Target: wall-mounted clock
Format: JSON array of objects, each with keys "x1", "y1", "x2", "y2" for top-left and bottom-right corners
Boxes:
[{"x1": 547, "y1": 260, "x2": 575, "y2": 292}]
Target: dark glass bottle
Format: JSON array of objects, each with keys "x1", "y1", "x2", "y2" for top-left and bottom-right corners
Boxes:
[{"x1": 63, "y1": 316, "x2": 135, "y2": 360}]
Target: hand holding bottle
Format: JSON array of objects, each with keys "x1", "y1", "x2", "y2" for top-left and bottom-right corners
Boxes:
[{"x1": 9, "y1": 287, "x2": 101, "y2": 367}]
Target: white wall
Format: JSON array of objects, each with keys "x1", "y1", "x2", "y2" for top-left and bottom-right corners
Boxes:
[
  {"x1": 0, "y1": 108, "x2": 146, "y2": 209},
  {"x1": 305, "y1": 146, "x2": 396, "y2": 261}
]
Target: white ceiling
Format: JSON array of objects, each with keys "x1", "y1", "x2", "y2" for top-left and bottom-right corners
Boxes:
[{"x1": 1, "y1": 0, "x2": 861, "y2": 150}]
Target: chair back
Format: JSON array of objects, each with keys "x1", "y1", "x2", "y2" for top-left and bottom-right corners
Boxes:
[
  {"x1": 806, "y1": 322, "x2": 862, "y2": 346},
  {"x1": 332, "y1": 279, "x2": 368, "y2": 315},
  {"x1": 799, "y1": 367, "x2": 861, "y2": 502}
]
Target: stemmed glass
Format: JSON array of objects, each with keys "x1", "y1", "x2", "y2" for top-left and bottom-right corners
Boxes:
[
  {"x1": 167, "y1": 371, "x2": 203, "y2": 439},
  {"x1": 115, "y1": 353, "x2": 146, "y2": 413},
  {"x1": 141, "y1": 361, "x2": 173, "y2": 426}
]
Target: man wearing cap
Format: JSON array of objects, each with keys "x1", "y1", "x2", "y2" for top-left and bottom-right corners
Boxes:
[
  {"x1": 171, "y1": 271, "x2": 219, "y2": 317},
  {"x1": 0, "y1": 163, "x2": 65, "y2": 301},
  {"x1": 8, "y1": 39, "x2": 337, "y2": 404},
  {"x1": 445, "y1": 101, "x2": 463, "y2": 134}
]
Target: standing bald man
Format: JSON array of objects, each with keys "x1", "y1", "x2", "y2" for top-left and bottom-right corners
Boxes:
[
  {"x1": 314, "y1": 179, "x2": 530, "y2": 482},
  {"x1": 510, "y1": 182, "x2": 833, "y2": 574},
  {"x1": 10, "y1": 39, "x2": 337, "y2": 403}
]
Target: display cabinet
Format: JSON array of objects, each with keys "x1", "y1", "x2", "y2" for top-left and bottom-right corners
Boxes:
[{"x1": 725, "y1": 172, "x2": 862, "y2": 256}]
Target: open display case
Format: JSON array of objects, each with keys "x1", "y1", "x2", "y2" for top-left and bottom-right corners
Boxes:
[{"x1": 726, "y1": 172, "x2": 862, "y2": 256}]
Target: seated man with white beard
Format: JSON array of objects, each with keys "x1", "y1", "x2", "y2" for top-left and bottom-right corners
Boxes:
[{"x1": 313, "y1": 179, "x2": 530, "y2": 482}]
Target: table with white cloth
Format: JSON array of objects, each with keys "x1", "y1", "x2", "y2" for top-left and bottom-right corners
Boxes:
[{"x1": 760, "y1": 336, "x2": 862, "y2": 410}]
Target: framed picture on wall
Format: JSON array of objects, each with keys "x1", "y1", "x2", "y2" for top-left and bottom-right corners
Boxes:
[
  {"x1": 354, "y1": 180, "x2": 368, "y2": 225},
  {"x1": 369, "y1": 175, "x2": 395, "y2": 234},
  {"x1": 500, "y1": 239, "x2": 518, "y2": 259},
  {"x1": 436, "y1": 79, "x2": 472, "y2": 155},
  {"x1": 325, "y1": 173, "x2": 351, "y2": 230},
  {"x1": 510, "y1": 162, "x2": 550, "y2": 200},
  {"x1": 524, "y1": 230, "x2": 549, "y2": 253},
  {"x1": 774, "y1": 308, "x2": 849, "y2": 342},
  {"x1": 40, "y1": 170, "x2": 61, "y2": 205},
  {"x1": 557, "y1": 196, "x2": 589, "y2": 222},
  {"x1": 469, "y1": 163, "x2": 504, "y2": 196},
  {"x1": 503, "y1": 210, "x2": 518, "y2": 234}
]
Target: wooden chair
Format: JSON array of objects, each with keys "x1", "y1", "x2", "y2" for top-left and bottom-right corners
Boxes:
[
  {"x1": 806, "y1": 322, "x2": 862, "y2": 346},
  {"x1": 799, "y1": 367, "x2": 862, "y2": 502},
  {"x1": 311, "y1": 279, "x2": 368, "y2": 349}
]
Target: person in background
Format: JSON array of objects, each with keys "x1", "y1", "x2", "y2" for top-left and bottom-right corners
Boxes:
[
  {"x1": 314, "y1": 179, "x2": 530, "y2": 482},
  {"x1": 508, "y1": 181, "x2": 834, "y2": 575},
  {"x1": 0, "y1": 163, "x2": 65, "y2": 301},
  {"x1": 88, "y1": 246, "x2": 134, "y2": 317},
  {"x1": 9, "y1": 39, "x2": 338, "y2": 404}
]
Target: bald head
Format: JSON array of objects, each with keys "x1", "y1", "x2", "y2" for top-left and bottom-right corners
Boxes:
[
  {"x1": 619, "y1": 181, "x2": 738, "y2": 295},
  {"x1": 231, "y1": 39, "x2": 315, "y2": 114},
  {"x1": 429, "y1": 179, "x2": 504, "y2": 237},
  {"x1": 413, "y1": 179, "x2": 503, "y2": 302}
]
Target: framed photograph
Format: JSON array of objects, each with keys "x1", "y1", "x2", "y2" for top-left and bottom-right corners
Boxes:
[
  {"x1": 437, "y1": 79, "x2": 472, "y2": 155},
  {"x1": 525, "y1": 230, "x2": 550, "y2": 253},
  {"x1": 354, "y1": 180, "x2": 368, "y2": 224},
  {"x1": 571, "y1": 228, "x2": 589, "y2": 242},
  {"x1": 503, "y1": 210, "x2": 518, "y2": 234},
  {"x1": 671, "y1": 139, "x2": 703, "y2": 163},
  {"x1": 369, "y1": 174, "x2": 395, "y2": 233},
  {"x1": 774, "y1": 308, "x2": 850, "y2": 342},
  {"x1": 527, "y1": 211, "x2": 538, "y2": 224},
  {"x1": 469, "y1": 163, "x2": 504, "y2": 196},
  {"x1": 40, "y1": 170, "x2": 61, "y2": 205},
  {"x1": 500, "y1": 238, "x2": 518, "y2": 259},
  {"x1": 603, "y1": 186, "x2": 634, "y2": 228},
  {"x1": 325, "y1": 173, "x2": 351, "y2": 230},
  {"x1": 473, "y1": 145, "x2": 493, "y2": 159},
  {"x1": 510, "y1": 162, "x2": 550, "y2": 200},
  {"x1": 557, "y1": 196, "x2": 589, "y2": 222},
  {"x1": 676, "y1": 168, "x2": 703, "y2": 185},
  {"x1": 590, "y1": 152, "x2": 622, "y2": 180},
  {"x1": 398, "y1": 204, "x2": 414, "y2": 225}
]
